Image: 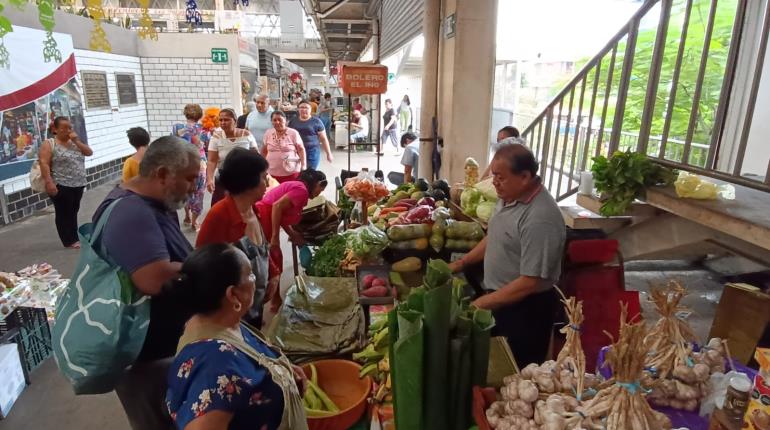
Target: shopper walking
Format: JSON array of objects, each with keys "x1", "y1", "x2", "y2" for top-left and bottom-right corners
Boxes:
[
  {"x1": 246, "y1": 95, "x2": 274, "y2": 151},
  {"x1": 288, "y1": 100, "x2": 333, "y2": 170},
  {"x1": 173, "y1": 104, "x2": 207, "y2": 230},
  {"x1": 92, "y1": 136, "x2": 200, "y2": 430},
  {"x1": 398, "y1": 95, "x2": 413, "y2": 133},
  {"x1": 39, "y1": 116, "x2": 93, "y2": 249},
  {"x1": 256, "y1": 169, "x2": 327, "y2": 311},
  {"x1": 261, "y1": 111, "x2": 305, "y2": 183},
  {"x1": 381, "y1": 98, "x2": 399, "y2": 155},
  {"x1": 237, "y1": 102, "x2": 255, "y2": 129},
  {"x1": 164, "y1": 243, "x2": 308, "y2": 430},
  {"x1": 206, "y1": 108, "x2": 258, "y2": 206},
  {"x1": 196, "y1": 148, "x2": 275, "y2": 328},
  {"x1": 122, "y1": 127, "x2": 150, "y2": 183},
  {"x1": 318, "y1": 93, "x2": 334, "y2": 133},
  {"x1": 448, "y1": 144, "x2": 565, "y2": 367}
]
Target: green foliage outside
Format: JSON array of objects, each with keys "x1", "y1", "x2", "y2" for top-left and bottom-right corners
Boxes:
[{"x1": 554, "y1": 0, "x2": 738, "y2": 169}]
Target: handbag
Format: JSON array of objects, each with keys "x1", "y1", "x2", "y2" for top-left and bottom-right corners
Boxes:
[
  {"x1": 29, "y1": 139, "x2": 53, "y2": 193},
  {"x1": 236, "y1": 236, "x2": 269, "y2": 328},
  {"x1": 52, "y1": 198, "x2": 151, "y2": 394}
]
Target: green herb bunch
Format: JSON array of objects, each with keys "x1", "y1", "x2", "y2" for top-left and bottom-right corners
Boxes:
[{"x1": 591, "y1": 150, "x2": 674, "y2": 216}]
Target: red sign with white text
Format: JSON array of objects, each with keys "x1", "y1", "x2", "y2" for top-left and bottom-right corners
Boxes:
[{"x1": 339, "y1": 63, "x2": 388, "y2": 95}]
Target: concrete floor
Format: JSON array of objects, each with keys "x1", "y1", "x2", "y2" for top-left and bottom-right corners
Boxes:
[{"x1": 0, "y1": 147, "x2": 729, "y2": 429}]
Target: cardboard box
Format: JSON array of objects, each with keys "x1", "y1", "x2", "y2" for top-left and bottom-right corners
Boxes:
[
  {"x1": 709, "y1": 283, "x2": 770, "y2": 364},
  {"x1": 0, "y1": 343, "x2": 27, "y2": 419},
  {"x1": 744, "y1": 348, "x2": 770, "y2": 430}
]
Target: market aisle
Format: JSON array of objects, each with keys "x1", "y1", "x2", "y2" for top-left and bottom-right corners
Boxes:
[{"x1": 0, "y1": 148, "x2": 401, "y2": 430}]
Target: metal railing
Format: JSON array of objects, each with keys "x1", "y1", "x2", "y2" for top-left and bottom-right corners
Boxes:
[{"x1": 520, "y1": 0, "x2": 770, "y2": 201}]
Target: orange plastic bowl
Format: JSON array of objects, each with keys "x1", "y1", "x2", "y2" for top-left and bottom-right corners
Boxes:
[{"x1": 303, "y1": 359, "x2": 372, "y2": 430}]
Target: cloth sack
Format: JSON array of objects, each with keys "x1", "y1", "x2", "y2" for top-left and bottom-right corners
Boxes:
[{"x1": 52, "y1": 199, "x2": 151, "y2": 394}]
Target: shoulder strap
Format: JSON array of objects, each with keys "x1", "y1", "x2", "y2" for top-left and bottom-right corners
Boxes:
[{"x1": 92, "y1": 197, "x2": 125, "y2": 242}]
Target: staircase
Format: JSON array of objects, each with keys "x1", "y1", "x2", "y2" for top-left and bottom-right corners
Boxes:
[{"x1": 520, "y1": 0, "x2": 770, "y2": 264}]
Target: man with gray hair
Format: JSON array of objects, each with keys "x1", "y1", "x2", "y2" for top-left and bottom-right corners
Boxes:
[
  {"x1": 449, "y1": 143, "x2": 565, "y2": 368},
  {"x1": 91, "y1": 135, "x2": 199, "y2": 430},
  {"x1": 246, "y1": 94, "x2": 273, "y2": 150}
]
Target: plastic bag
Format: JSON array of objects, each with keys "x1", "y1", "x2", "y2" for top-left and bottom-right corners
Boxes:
[
  {"x1": 343, "y1": 170, "x2": 390, "y2": 203},
  {"x1": 675, "y1": 172, "x2": 735, "y2": 200},
  {"x1": 699, "y1": 370, "x2": 744, "y2": 417},
  {"x1": 348, "y1": 224, "x2": 390, "y2": 260},
  {"x1": 267, "y1": 274, "x2": 365, "y2": 363}
]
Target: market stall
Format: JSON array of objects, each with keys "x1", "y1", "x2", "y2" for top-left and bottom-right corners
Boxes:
[{"x1": 256, "y1": 159, "x2": 770, "y2": 430}]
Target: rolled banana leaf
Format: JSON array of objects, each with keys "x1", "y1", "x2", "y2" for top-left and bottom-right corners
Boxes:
[
  {"x1": 470, "y1": 308, "x2": 495, "y2": 387},
  {"x1": 451, "y1": 315, "x2": 473, "y2": 430},
  {"x1": 422, "y1": 283, "x2": 452, "y2": 430},
  {"x1": 393, "y1": 308, "x2": 425, "y2": 430}
]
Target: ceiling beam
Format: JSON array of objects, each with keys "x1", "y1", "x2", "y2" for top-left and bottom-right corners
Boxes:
[
  {"x1": 322, "y1": 18, "x2": 371, "y2": 24},
  {"x1": 318, "y1": 0, "x2": 352, "y2": 18},
  {"x1": 326, "y1": 33, "x2": 369, "y2": 39}
]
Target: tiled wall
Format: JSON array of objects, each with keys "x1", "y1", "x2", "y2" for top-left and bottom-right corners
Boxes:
[
  {"x1": 1, "y1": 156, "x2": 125, "y2": 225},
  {"x1": 141, "y1": 57, "x2": 235, "y2": 139}
]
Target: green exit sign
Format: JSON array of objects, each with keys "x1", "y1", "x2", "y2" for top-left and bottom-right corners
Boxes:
[{"x1": 211, "y1": 48, "x2": 229, "y2": 64}]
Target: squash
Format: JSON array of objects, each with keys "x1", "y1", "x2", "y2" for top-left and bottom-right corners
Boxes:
[{"x1": 391, "y1": 257, "x2": 423, "y2": 272}]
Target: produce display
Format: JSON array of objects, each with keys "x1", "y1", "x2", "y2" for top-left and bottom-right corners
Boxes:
[
  {"x1": 343, "y1": 173, "x2": 390, "y2": 203},
  {"x1": 307, "y1": 235, "x2": 350, "y2": 277},
  {"x1": 460, "y1": 177, "x2": 498, "y2": 223},
  {"x1": 465, "y1": 157, "x2": 480, "y2": 187},
  {"x1": 484, "y1": 297, "x2": 604, "y2": 430},
  {"x1": 642, "y1": 282, "x2": 727, "y2": 411},
  {"x1": 389, "y1": 260, "x2": 494, "y2": 430},
  {"x1": 360, "y1": 274, "x2": 392, "y2": 298},
  {"x1": 591, "y1": 150, "x2": 674, "y2": 216},
  {"x1": 346, "y1": 224, "x2": 390, "y2": 261},
  {"x1": 353, "y1": 315, "x2": 392, "y2": 404},
  {"x1": 580, "y1": 306, "x2": 672, "y2": 429},
  {"x1": 303, "y1": 363, "x2": 341, "y2": 417}
]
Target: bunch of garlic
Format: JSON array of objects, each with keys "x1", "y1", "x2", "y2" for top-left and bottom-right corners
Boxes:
[
  {"x1": 646, "y1": 338, "x2": 726, "y2": 411},
  {"x1": 485, "y1": 362, "x2": 601, "y2": 430}
]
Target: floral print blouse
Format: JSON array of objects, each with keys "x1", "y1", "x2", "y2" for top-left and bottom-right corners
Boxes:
[{"x1": 166, "y1": 327, "x2": 285, "y2": 429}]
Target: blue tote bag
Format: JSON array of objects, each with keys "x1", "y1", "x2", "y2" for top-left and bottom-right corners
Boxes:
[{"x1": 52, "y1": 199, "x2": 151, "y2": 394}]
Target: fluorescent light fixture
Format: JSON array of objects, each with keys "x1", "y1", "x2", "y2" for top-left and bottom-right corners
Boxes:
[{"x1": 311, "y1": 73, "x2": 326, "y2": 77}]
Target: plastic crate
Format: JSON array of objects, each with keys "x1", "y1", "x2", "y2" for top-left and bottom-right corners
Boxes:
[{"x1": 0, "y1": 307, "x2": 52, "y2": 374}]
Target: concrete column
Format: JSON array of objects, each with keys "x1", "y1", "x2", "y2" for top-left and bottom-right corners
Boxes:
[
  {"x1": 436, "y1": 0, "x2": 498, "y2": 184},
  {"x1": 418, "y1": 0, "x2": 441, "y2": 180}
]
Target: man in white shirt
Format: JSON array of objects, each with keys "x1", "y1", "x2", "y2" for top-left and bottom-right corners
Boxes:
[{"x1": 245, "y1": 95, "x2": 273, "y2": 150}]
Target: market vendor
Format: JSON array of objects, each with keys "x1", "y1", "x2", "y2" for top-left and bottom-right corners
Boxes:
[
  {"x1": 480, "y1": 126, "x2": 523, "y2": 180},
  {"x1": 449, "y1": 143, "x2": 566, "y2": 367},
  {"x1": 255, "y1": 169, "x2": 327, "y2": 311}
]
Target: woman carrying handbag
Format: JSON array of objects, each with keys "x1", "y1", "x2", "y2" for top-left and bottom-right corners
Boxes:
[{"x1": 39, "y1": 116, "x2": 93, "y2": 249}]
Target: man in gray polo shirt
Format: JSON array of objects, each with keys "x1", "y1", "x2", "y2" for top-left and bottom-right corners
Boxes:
[{"x1": 449, "y1": 143, "x2": 565, "y2": 366}]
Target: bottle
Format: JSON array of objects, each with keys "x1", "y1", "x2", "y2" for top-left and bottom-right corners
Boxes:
[{"x1": 724, "y1": 374, "x2": 752, "y2": 423}]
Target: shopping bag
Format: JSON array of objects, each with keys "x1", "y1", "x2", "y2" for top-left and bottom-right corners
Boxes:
[
  {"x1": 29, "y1": 139, "x2": 53, "y2": 193},
  {"x1": 52, "y1": 199, "x2": 151, "y2": 394}
]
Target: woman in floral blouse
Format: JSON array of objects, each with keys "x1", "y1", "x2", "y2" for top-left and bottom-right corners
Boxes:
[
  {"x1": 165, "y1": 244, "x2": 308, "y2": 430},
  {"x1": 172, "y1": 104, "x2": 207, "y2": 231}
]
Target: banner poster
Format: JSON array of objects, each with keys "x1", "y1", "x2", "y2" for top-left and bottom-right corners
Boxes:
[{"x1": 0, "y1": 26, "x2": 86, "y2": 181}]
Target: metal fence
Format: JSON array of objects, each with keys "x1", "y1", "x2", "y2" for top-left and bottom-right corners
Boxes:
[{"x1": 520, "y1": 0, "x2": 770, "y2": 201}]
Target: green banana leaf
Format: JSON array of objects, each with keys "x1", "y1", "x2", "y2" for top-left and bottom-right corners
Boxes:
[
  {"x1": 422, "y1": 283, "x2": 452, "y2": 430},
  {"x1": 424, "y1": 259, "x2": 452, "y2": 289},
  {"x1": 451, "y1": 316, "x2": 473, "y2": 430},
  {"x1": 470, "y1": 308, "x2": 495, "y2": 387},
  {"x1": 393, "y1": 308, "x2": 425, "y2": 430}
]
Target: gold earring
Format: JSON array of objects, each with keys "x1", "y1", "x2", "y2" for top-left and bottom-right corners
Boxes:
[{"x1": 233, "y1": 301, "x2": 242, "y2": 312}]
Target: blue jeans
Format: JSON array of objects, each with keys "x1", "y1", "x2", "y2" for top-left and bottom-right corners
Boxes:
[{"x1": 306, "y1": 146, "x2": 321, "y2": 170}]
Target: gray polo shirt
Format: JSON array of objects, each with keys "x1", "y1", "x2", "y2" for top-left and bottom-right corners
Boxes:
[{"x1": 483, "y1": 183, "x2": 566, "y2": 293}]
